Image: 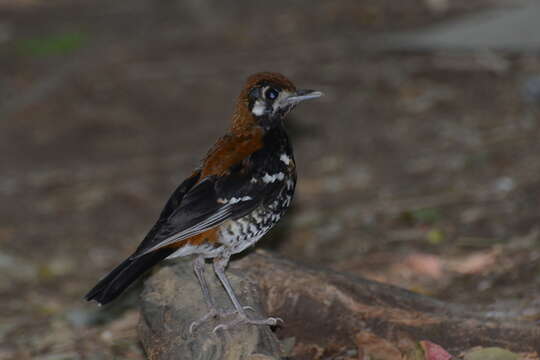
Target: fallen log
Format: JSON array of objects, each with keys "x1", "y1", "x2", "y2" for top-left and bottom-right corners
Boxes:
[{"x1": 138, "y1": 250, "x2": 540, "y2": 359}]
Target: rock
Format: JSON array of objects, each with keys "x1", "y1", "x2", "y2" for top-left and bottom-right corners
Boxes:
[{"x1": 138, "y1": 258, "x2": 283, "y2": 360}]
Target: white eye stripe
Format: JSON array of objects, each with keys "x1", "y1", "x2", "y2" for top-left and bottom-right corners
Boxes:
[{"x1": 272, "y1": 91, "x2": 294, "y2": 111}]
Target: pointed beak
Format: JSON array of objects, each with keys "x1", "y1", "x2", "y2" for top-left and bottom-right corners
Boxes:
[{"x1": 285, "y1": 89, "x2": 323, "y2": 104}]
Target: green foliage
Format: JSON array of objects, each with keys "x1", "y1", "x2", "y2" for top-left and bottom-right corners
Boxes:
[
  {"x1": 426, "y1": 228, "x2": 445, "y2": 244},
  {"x1": 16, "y1": 31, "x2": 86, "y2": 57}
]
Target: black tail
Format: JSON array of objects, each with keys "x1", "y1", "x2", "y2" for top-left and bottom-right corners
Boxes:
[{"x1": 85, "y1": 248, "x2": 174, "y2": 305}]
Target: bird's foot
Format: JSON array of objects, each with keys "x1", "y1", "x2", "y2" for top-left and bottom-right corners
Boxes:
[
  {"x1": 189, "y1": 308, "x2": 219, "y2": 334},
  {"x1": 189, "y1": 306, "x2": 255, "y2": 334},
  {"x1": 213, "y1": 313, "x2": 283, "y2": 333}
]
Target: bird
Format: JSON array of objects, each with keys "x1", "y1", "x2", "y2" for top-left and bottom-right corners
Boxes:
[{"x1": 84, "y1": 72, "x2": 322, "y2": 331}]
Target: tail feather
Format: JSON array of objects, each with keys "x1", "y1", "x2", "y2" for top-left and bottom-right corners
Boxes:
[{"x1": 85, "y1": 248, "x2": 174, "y2": 305}]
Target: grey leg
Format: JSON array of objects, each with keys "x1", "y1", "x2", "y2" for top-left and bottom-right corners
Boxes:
[
  {"x1": 189, "y1": 256, "x2": 219, "y2": 333},
  {"x1": 213, "y1": 255, "x2": 247, "y2": 316},
  {"x1": 212, "y1": 255, "x2": 282, "y2": 332},
  {"x1": 193, "y1": 255, "x2": 215, "y2": 309}
]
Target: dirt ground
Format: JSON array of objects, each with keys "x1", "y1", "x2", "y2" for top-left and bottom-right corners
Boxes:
[{"x1": 1, "y1": 0, "x2": 539, "y2": 359}]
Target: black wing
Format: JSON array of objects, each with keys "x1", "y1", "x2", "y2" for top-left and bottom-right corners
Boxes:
[{"x1": 132, "y1": 155, "x2": 285, "y2": 257}]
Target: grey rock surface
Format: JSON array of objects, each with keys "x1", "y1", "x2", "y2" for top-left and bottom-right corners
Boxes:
[{"x1": 138, "y1": 259, "x2": 283, "y2": 360}]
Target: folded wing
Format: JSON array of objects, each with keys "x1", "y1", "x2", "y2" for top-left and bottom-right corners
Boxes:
[{"x1": 132, "y1": 156, "x2": 283, "y2": 257}]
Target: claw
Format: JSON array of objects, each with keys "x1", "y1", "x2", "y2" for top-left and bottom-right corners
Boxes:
[
  {"x1": 189, "y1": 308, "x2": 219, "y2": 334},
  {"x1": 212, "y1": 315, "x2": 283, "y2": 333},
  {"x1": 190, "y1": 304, "x2": 261, "y2": 334},
  {"x1": 269, "y1": 317, "x2": 283, "y2": 325},
  {"x1": 189, "y1": 306, "x2": 260, "y2": 334},
  {"x1": 212, "y1": 323, "x2": 228, "y2": 333}
]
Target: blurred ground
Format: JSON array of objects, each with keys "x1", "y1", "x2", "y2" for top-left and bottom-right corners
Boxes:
[{"x1": 1, "y1": 0, "x2": 540, "y2": 359}]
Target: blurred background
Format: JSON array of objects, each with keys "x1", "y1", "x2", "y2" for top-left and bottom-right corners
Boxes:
[{"x1": 1, "y1": 0, "x2": 540, "y2": 358}]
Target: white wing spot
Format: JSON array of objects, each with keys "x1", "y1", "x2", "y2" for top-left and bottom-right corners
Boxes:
[
  {"x1": 262, "y1": 172, "x2": 285, "y2": 183},
  {"x1": 228, "y1": 196, "x2": 252, "y2": 204},
  {"x1": 280, "y1": 153, "x2": 291, "y2": 165}
]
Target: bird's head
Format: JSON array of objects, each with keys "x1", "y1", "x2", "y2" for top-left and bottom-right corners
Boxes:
[{"x1": 232, "y1": 72, "x2": 322, "y2": 131}]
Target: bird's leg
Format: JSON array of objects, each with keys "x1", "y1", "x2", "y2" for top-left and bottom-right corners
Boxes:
[
  {"x1": 190, "y1": 255, "x2": 255, "y2": 333},
  {"x1": 212, "y1": 255, "x2": 282, "y2": 332},
  {"x1": 193, "y1": 255, "x2": 215, "y2": 309},
  {"x1": 189, "y1": 256, "x2": 220, "y2": 333}
]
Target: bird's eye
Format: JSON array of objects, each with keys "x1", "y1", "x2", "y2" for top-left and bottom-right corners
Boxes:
[{"x1": 266, "y1": 88, "x2": 279, "y2": 100}]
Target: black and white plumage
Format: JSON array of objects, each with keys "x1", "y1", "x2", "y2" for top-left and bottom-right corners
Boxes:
[{"x1": 85, "y1": 72, "x2": 321, "y2": 331}]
